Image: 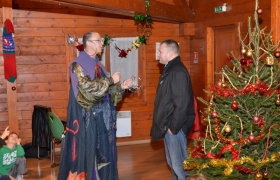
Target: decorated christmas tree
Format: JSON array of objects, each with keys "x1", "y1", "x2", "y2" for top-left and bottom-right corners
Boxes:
[{"x1": 184, "y1": 1, "x2": 280, "y2": 179}]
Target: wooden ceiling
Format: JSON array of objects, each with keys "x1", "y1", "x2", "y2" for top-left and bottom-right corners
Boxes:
[{"x1": 25, "y1": 0, "x2": 194, "y2": 23}]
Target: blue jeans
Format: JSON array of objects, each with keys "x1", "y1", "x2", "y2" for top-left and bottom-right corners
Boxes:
[{"x1": 164, "y1": 129, "x2": 187, "y2": 180}]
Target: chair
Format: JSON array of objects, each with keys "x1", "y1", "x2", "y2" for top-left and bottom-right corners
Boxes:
[{"x1": 47, "y1": 112, "x2": 64, "y2": 167}]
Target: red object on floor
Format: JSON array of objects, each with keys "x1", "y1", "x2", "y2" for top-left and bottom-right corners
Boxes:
[{"x1": 188, "y1": 97, "x2": 200, "y2": 139}]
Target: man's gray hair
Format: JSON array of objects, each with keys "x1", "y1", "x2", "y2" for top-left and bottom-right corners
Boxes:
[
  {"x1": 82, "y1": 32, "x2": 93, "y2": 48},
  {"x1": 160, "y1": 39, "x2": 179, "y2": 55}
]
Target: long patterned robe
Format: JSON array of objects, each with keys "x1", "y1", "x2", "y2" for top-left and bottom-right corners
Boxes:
[{"x1": 58, "y1": 52, "x2": 123, "y2": 180}]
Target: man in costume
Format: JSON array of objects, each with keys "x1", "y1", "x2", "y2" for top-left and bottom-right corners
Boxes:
[
  {"x1": 150, "y1": 39, "x2": 195, "y2": 180},
  {"x1": 58, "y1": 32, "x2": 132, "y2": 180}
]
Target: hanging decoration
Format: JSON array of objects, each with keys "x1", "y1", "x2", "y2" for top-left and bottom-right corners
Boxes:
[
  {"x1": 67, "y1": 35, "x2": 84, "y2": 51},
  {"x1": 2, "y1": 19, "x2": 17, "y2": 83},
  {"x1": 67, "y1": 0, "x2": 152, "y2": 59},
  {"x1": 134, "y1": 0, "x2": 153, "y2": 38}
]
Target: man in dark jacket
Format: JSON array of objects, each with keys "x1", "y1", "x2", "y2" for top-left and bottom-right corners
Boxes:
[{"x1": 150, "y1": 39, "x2": 195, "y2": 180}]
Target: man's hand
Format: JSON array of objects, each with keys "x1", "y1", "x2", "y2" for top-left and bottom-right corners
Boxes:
[
  {"x1": 111, "y1": 72, "x2": 121, "y2": 84},
  {"x1": 1, "y1": 126, "x2": 9, "y2": 140},
  {"x1": 167, "y1": 129, "x2": 173, "y2": 135},
  {"x1": 121, "y1": 78, "x2": 133, "y2": 89}
]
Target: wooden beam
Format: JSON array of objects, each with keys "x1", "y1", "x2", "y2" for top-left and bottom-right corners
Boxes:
[
  {"x1": 179, "y1": 23, "x2": 195, "y2": 36},
  {"x1": 2, "y1": 6, "x2": 19, "y2": 134},
  {"x1": 0, "y1": 0, "x2": 12, "y2": 7},
  {"x1": 31, "y1": 0, "x2": 194, "y2": 23},
  {"x1": 172, "y1": 0, "x2": 188, "y2": 8},
  {"x1": 271, "y1": 0, "x2": 280, "y2": 44},
  {"x1": 206, "y1": 27, "x2": 214, "y2": 100}
]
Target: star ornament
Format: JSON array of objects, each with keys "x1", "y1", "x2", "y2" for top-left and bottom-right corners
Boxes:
[{"x1": 132, "y1": 40, "x2": 140, "y2": 49}]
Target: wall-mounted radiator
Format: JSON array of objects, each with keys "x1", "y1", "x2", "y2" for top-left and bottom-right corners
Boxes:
[{"x1": 116, "y1": 111, "x2": 131, "y2": 137}]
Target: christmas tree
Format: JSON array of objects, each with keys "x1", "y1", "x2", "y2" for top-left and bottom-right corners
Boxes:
[{"x1": 184, "y1": 0, "x2": 280, "y2": 179}]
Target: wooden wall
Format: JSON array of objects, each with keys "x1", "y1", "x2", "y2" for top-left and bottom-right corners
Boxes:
[
  {"x1": 0, "y1": 6, "x2": 192, "y2": 145},
  {"x1": 189, "y1": 0, "x2": 271, "y2": 110}
]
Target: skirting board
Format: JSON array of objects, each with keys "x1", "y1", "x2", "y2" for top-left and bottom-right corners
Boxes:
[{"x1": 54, "y1": 139, "x2": 152, "y2": 152}]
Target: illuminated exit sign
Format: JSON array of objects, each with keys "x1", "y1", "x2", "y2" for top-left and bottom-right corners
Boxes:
[{"x1": 214, "y1": 5, "x2": 226, "y2": 13}]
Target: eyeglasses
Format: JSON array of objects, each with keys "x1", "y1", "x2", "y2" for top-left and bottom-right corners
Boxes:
[{"x1": 87, "y1": 39, "x2": 103, "y2": 43}]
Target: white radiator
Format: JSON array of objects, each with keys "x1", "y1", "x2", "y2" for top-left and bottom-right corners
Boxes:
[{"x1": 116, "y1": 111, "x2": 131, "y2": 137}]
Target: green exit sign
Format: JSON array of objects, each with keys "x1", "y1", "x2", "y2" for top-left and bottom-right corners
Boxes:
[{"x1": 214, "y1": 5, "x2": 226, "y2": 13}]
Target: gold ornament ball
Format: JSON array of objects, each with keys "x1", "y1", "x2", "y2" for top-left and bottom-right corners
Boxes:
[
  {"x1": 255, "y1": 172, "x2": 262, "y2": 180},
  {"x1": 225, "y1": 125, "x2": 231, "y2": 133},
  {"x1": 221, "y1": 82, "x2": 227, "y2": 88},
  {"x1": 276, "y1": 98, "x2": 280, "y2": 105},
  {"x1": 241, "y1": 48, "x2": 246, "y2": 54},
  {"x1": 247, "y1": 50, "x2": 253, "y2": 56}
]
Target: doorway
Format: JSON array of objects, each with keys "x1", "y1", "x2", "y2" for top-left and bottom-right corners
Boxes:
[{"x1": 206, "y1": 24, "x2": 240, "y2": 90}]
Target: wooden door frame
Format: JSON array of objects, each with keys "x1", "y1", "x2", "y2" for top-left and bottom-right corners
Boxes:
[
  {"x1": 205, "y1": 23, "x2": 241, "y2": 100},
  {"x1": 271, "y1": 0, "x2": 280, "y2": 42}
]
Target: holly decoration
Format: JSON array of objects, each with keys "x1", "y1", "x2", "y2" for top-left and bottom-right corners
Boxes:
[
  {"x1": 134, "y1": 0, "x2": 153, "y2": 38},
  {"x1": 102, "y1": 34, "x2": 110, "y2": 48},
  {"x1": 138, "y1": 35, "x2": 147, "y2": 44}
]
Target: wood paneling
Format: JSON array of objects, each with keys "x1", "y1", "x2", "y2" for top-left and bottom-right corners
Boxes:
[{"x1": 0, "y1": 6, "x2": 191, "y2": 145}]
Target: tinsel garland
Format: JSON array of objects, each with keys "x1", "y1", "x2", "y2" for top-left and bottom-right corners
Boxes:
[
  {"x1": 184, "y1": 151, "x2": 280, "y2": 176},
  {"x1": 214, "y1": 117, "x2": 266, "y2": 145},
  {"x1": 209, "y1": 80, "x2": 273, "y2": 98}
]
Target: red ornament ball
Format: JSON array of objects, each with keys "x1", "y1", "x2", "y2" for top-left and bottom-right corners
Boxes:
[
  {"x1": 263, "y1": 171, "x2": 269, "y2": 178},
  {"x1": 274, "y1": 51, "x2": 280, "y2": 58},
  {"x1": 249, "y1": 133, "x2": 255, "y2": 142},
  {"x1": 240, "y1": 58, "x2": 247, "y2": 65},
  {"x1": 211, "y1": 111, "x2": 218, "y2": 118},
  {"x1": 231, "y1": 101, "x2": 238, "y2": 111},
  {"x1": 253, "y1": 115, "x2": 260, "y2": 123},
  {"x1": 257, "y1": 8, "x2": 263, "y2": 15}
]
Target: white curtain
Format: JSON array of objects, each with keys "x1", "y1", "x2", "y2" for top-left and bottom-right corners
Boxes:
[{"x1": 109, "y1": 37, "x2": 138, "y2": 83}]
